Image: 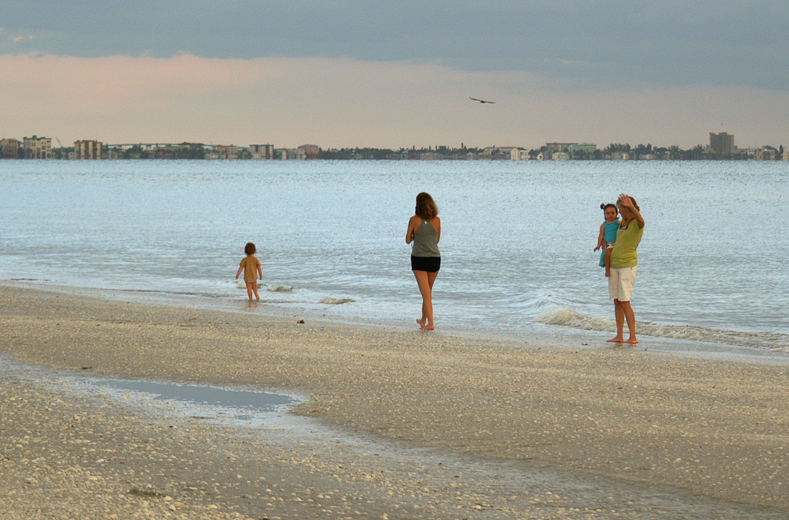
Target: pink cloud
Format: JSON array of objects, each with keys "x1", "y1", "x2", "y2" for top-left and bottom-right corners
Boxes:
[{"x1": 2, "y1": 53, "x2": 787, "y2": 149}]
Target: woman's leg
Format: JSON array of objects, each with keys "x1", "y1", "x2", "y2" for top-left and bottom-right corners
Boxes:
[
  {"x1": 607, "y1": 299, "x2": 637, "y2": 344},
  {"x1": 427, "y1": 270, "x2": 438, "y2": 290},
  {"x1": 607, "y1": 299, "x2": 625, "y2": 342},
  {"x1": 620, "y1": 300, "x2": 637, "y2": 344},
  {"x1": 413, "y1": 270, "x2": 436, "y2": 330},
  {"x1": 425, "y1": 270, "x2": 439, "y2": 328},
  {"x1": 607, "y1": 270, "x2": 623, "y2": 342}
]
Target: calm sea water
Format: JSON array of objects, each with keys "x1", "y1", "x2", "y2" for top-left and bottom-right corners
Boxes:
[{"x1": 1, "y1": 160, "x2": 787, "y2": 352}]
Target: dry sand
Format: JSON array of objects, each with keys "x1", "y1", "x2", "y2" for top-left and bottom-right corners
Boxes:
[{"x1": 1, "y1": 285, "x2": 788, "y2": 519}]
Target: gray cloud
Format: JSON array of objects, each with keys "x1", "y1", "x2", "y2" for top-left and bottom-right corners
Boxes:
[{"x1": 2, "y1": 0, "x2": 787, "y2": 91}]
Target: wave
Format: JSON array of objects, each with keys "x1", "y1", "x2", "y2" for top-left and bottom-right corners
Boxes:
[
  {"x1": 319, "y1": 297, "x2": 355, "y2": 305},
  {"x1": 232, "y1": 280, "x2": 293, "y2": 293},
  {"x1": 266, "y1": 285, "x2": 293, "y2": 293},
  {"x1": 535, "y1": 307, "x2": 789, "y2": 353}
]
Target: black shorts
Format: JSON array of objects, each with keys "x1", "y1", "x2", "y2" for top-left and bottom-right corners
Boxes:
[{"x1": 411, "y1": 255, "x2": 441, "y2": 273}]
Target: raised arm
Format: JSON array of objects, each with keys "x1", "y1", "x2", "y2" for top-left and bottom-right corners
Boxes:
[{"x1": 618, "y1": 194, "x2": 645, "y2": 228}]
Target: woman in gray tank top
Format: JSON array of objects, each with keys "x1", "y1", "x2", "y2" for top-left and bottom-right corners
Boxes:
[{"x1": 406, "y1": 192, "x2": 441, "y2": 330}]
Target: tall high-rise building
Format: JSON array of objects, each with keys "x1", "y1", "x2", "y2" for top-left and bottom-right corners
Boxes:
[
  {"x1": 74, "y1": 140, "x2": 103, "y2": 159},
  {"x1": 709, "y1": 132, "x2": 734, "y2": 155},
  {"x1": 250, "y1": 144, "x2": 274, "y2": 159}
]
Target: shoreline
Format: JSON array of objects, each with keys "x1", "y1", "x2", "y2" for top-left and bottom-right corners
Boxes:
[
  {"x1": 2, "y1": 284, "x2": 789, "y2": 518},
  {"x1": 5, "y1": 280, "x2": 788, "y2": 364}
]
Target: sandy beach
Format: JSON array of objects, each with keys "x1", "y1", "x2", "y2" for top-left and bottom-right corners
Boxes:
[{"x1": 1, "y1": 284, "x2": 788, "y2": 519}]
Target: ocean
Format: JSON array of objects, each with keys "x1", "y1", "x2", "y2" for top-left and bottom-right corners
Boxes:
[{"x1": 1, "y1": 159, "x2": 787, "y2": 353}]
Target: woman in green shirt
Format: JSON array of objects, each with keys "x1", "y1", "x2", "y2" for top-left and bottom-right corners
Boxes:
[{"x1": 606, "y1": 194, "x2": 645, "y2": 345}]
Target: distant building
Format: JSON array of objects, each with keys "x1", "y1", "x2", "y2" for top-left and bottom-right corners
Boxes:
[
  {"x1": 298, "y1": 144, "x2": 320, "y2": 160},
  {"x1": 250, "y1": 144, "x2": 274, "y2": 160},
  {"x1": 478, "y1": 146, "x2": 513, "y2": 160},
  {"x1": 552, "y1": 152, "x2": 570, "y2": 160},
  {"x1": 179, "y1": 142, "x2": 205, "y2": 158},
  {"x1": 783, "y1": 152, "x2": 789, "y2": 161},
  {"x1": 151, "y1": 143, "x2": 204, "y2": 159},
  {"x1": 566, "y1": 143, "x2": 597, "y2": 157},
  {"x1": 216, "y1": 145, "x2": 238, "y2": 160},
  {"x1": 275, "y1": 148, "x2": 306, "y2": 160},
  {"x1": 756, "y1": 148, "x2": 776, "y2": 161},
  {"x1": 1, "y1": 138, "x2": 20, "y2": 159},
  {"x1": 74, "y1": 140, "x2": 103, "y2": 159},
  {"x1": 545, "y1": 142, "x2": 576, "y2": 154},
  {"x1": 23, "y1": 136, "x2": 53, "y2": 159},
  {"x1": 709, "y1": 132, "x2": 734, "y2": 155},
  {"x1": 510, "y1": 148, "x2": 531, "y2": 160},
  {"x1": 733, "y1": 146, "x2": 755, "y2": 159},
  {"x1": 418, "y1": 152, "x2": 444, "y2": 160}
]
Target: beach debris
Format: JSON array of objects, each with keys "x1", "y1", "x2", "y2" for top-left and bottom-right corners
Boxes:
[
  {"x1": 129, "y1": 486, "x2": 163, "y2": 498},
  {"x1": 297, "y1": 319, "x2": 305, "y2": 324}
]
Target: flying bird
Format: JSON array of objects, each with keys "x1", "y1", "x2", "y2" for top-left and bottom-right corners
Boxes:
[{"x1": 470, "y1": 97, "x2": 496, "y2": 104}]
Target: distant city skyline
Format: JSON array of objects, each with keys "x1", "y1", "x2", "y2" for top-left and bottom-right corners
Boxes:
[
  {"x1": 4, "y1": 133, "x2": 787, "y2": 162},
  {"x1": 3, "y1": 2, "x2": 788, "y2": 149},
  {"x1": 3, "y1": 129, "x2": 787, "y2": 153}
]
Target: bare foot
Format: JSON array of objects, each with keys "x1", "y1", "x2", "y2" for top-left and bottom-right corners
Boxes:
[
  {"x1": 606, "y1": 337, "x2": 624, "y2": 343},
  {"x1": 421, "y1": 324, "x2": 435, "y2": 331},
  {"x1": 416, "y1": 318, "x2": 426, "y2": 328},
  {"x1": 625, "y1": 337, "x2": 639, "y2": 344}
]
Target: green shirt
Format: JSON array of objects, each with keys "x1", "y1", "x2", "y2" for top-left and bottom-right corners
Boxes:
[{"x1": 610, "y1": 220, "x2": 644, "y2": 269}]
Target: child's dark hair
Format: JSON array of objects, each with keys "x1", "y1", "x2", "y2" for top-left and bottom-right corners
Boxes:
[
  {"x1": 600, "y1": 203, "x2": 617, "y2": 212},
  {"x1": 244, "y1": 242, "x2": 256, "y2": 255}
]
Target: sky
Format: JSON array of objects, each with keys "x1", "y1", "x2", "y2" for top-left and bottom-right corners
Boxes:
[{"x1": 2, "y1": 1, "x2": 788, "y2": 150}]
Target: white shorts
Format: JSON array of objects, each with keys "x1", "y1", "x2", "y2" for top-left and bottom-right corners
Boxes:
[{"x1": 608, "y1": 266, "x2": 637, "y2": 302}]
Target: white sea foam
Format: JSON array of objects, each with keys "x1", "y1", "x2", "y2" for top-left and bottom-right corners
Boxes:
[
  {"x1": 320, "y1": 297, "x2": 355, "y2": 305},
  {"x1": 536, "y1": 308, "x2": 789, "y2": 353},
  {"x1": 267, "y1": 285, "x2": 294, "y2": 293},
  {"x1": 232, "y1": 279, "x2": 293, "y2": 293}
]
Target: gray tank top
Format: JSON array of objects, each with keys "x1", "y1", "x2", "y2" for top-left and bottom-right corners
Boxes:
[{"x1": 411, "y1": 220, "x2": 440, "y2": 258}]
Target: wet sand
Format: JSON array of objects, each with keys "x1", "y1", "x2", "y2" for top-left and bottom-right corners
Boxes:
[{"x1": 1, "y1": 285, "x2": 788, "y2": 519}]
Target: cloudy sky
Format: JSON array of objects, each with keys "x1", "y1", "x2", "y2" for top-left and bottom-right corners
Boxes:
[{"x1": 2, "y1": 1, "x2": 788, "y2": 149}]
